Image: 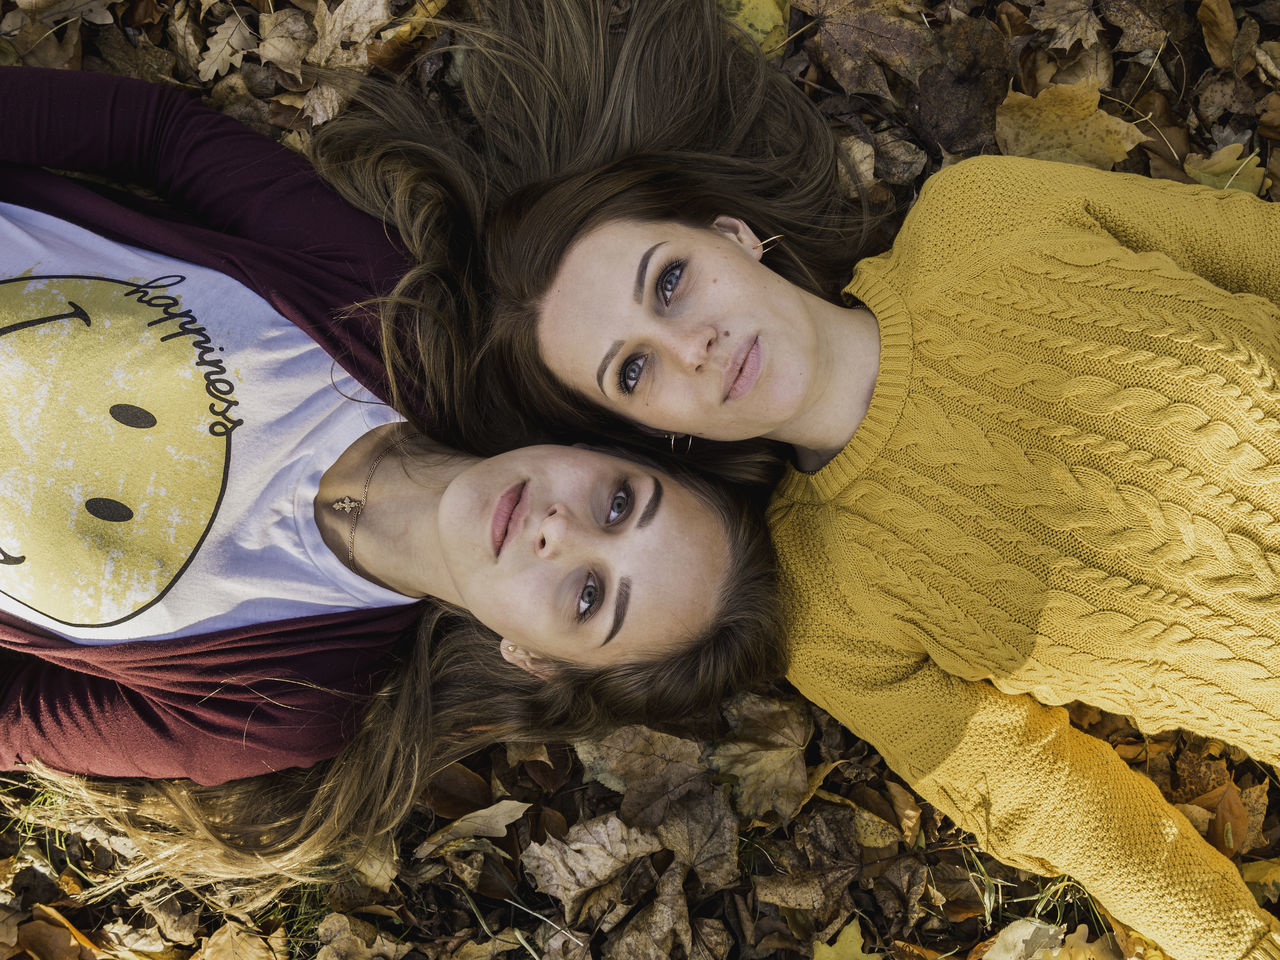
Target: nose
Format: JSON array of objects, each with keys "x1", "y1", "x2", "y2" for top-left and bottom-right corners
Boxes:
[
  {"x1": 670, "y1": 323, "x2": 718, "y2": 372},
  {"x1": 535, "y1": 503, "x2": 574, "y2": 558}
]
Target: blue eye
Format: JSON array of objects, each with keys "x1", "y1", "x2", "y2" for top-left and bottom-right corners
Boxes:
[
  {"x1": 618, "y1": 355, "x2": 646, "y2": 395},
  {"x1": 607, "y1": 483, "x2": 632, "y2": 523},
  {"x1": 656, "y1": 259, "x2": 684, "y2": 306},
  {"x1": 577, "y1": 573, "x2": 601, "y2": 620}
]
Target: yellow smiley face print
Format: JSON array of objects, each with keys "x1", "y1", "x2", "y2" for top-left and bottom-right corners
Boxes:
[{"x1": 0, "y1": 274, "x2": 236, "y2": 626}]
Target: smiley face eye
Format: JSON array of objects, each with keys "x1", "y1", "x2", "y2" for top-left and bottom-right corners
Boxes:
[
  {"x1": 109, "y1": 404, "x2": 157, "y2": 429},
  {"x1": 85, "y1": 498, "x2": 134, "y2": 522}
]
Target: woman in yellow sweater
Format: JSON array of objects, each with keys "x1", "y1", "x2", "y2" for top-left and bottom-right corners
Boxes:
[{"x1": 316, "y1": 0, "x2": 1280, "y2": 956}]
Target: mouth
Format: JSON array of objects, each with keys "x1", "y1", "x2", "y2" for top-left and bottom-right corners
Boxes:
[
  {"x1": 491, "y1": 481, "x2": 526, "y2": 557},
  {"x1": 723, "y1": 336, "x2": 761, "y2": 402}
]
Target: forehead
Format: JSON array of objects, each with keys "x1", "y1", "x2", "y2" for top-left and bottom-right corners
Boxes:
[{"x1": 612, "y1": 474, "x2": 728, "y2": 656}]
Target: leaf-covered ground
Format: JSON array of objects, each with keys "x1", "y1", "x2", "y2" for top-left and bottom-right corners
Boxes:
[{"x1": 4, "y1": 0, "x2": 1280, "y2": 957}]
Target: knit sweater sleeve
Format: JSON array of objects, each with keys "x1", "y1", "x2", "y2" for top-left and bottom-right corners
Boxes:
[
  {"x1": 903, "y1": 155, "x2": 1280, "y2": 305},
  {"x1": 786, "y1": 623, "x2": 1280, "y2": 960}
]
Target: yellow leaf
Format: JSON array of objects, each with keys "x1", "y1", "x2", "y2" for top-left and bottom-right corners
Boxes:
[
  {"x1": 379, "y1": 0, "x2": 450, "y2": 47},
  {"x1": 718, "y1": 0, "x2": 789, "y2": 54},
  {"x1": 1197, "y1": 0, "x2": 1236, "y2": 69},
  {"x1": 995, "y1": 80, "x2": 1147, "y2": 170},
  {"x1": 1242, "y1": 857, "x2": 1280, "y2": 904},
  {"x1": 1183, "y1": 143, "x2": 1269, "y2": 195},
  {"x1": 813, "y1": 919, "x2": 884, "y2": 960}
]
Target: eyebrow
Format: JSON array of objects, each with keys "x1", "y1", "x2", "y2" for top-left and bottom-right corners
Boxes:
[
  {"x1": 638, "y1": 476, "x2": 663, "y2": 528},
  {"x1": 603, "y1": 577, "x2": 631, "y2": 646},
  {"x1": 603, "y1": 478, "x2": 662, "y2": 646},
  {"x1": 634, "y1": 241, "x2": 665, "y2": 302},
  {"x1": 596, "y1": 339, "x2": 624, "y2": 395}
]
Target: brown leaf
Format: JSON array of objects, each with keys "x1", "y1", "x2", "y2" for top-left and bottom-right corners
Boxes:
[
  {"x1": 1183, "y1": 142, "x2": 1268, "y2": 193},
  {"x1": 256, "y1": 9, "x2": 314, "y2": 82},
  {"x1": 792, "y1": 0, "x2": 942, "y2": 99},
  {"x1": 413, "y1": 800, "x2": 530, "y2": 860},
  {"x1": 314, "y1": 915, "x2": 409, "y2": 960},
  {"x1": 576, "y1": 725, "x2": 708, "y2": 829},
  {"x1": 1192, "y1": 781, "x2": 1249, "y2": 857},
  {"x1": 421, "y1": 762, "x2": 492, "y2": 819},
  {"x1": 885, "y1": 782, "x2": 922, "y2": 848},
  {"x1": 1029, "y1": 0, "x2": 1102, "y2": 49},
  {"x1": 913, "y1": 15, "x2": 1012, "y2": 155},
  {"x1": 522, "y1": 813, "x2": 662, "y2": 921},
  {"x1": 995, "y1": 79, "x2": 1147, "y2": 168},
  {"x1": 306, "y1": 0, "x2": 392, "y2": 69},
  {"x1": 708, "y1": 693, "x2": 811, "y2": 822},
  {"x1": 654, "y1": 787, "x2": 740, "y2": 896},
  {"x1": 133, "y1": 893, "x2": 200, "y2": 946},
  {"x1": 603, "y1": 866, "x2": 692, "y2": 960},
  {"x1": 1095, "y1": 0, "x2": 1169, "y2": 51},
  {"x1": 1241, "y1": 782, "x2": 1268, "y2": 854},
  {"x1": 814, "y1": 790, "x2": 902, "y2": 848},
  {"x1": 198, "y1": 13, "x2": 256, "y2": 82},
  {"x1": 12, "y1": 15, "x2": 82, "y2": 69},
  {"x1": 754, "y1": 871, "x2": 826, "y2": 911},
  {"x1": 1198, "y1": 0, "x2": 1237, "y2": 68},
  {"x1": 690, "y1": 918, "x2": 733, "y2": 960},
  {"x1": 191, "y1": 924, "x2": 289, "y2": 960}
]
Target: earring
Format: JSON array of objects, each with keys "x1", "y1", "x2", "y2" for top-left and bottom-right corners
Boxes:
[
  {"x1": 504, "y1": 642, "x2": 517, "y2": 653},
  {"x1": 668, "y1": 433, "x2": 693, "y2": 454},
  {"x1": 756, "y1": 234, "x2": 784, "y2": 254}
]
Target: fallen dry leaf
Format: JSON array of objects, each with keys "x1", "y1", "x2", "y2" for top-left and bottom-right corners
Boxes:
[
  {"x1": 995, "y1": 80, "x2": 1148, "y2": 168},
  {"x1": 1198, "y1": 0, "x2": 1237, "y2": 69},
  {"x1": 256, "y1": 9, "x2": 313, "y2": 81},
  {"x1": 522, "y1": 813, "x2": 663, "y2": 922},
  {"x1": 1028, "y1": 0, "x2": 1101, "y2": 50},
  {"x1": 653, "y1": 787, "x2": 740, "y2": 897},
  {"x1": 814, "y1": 918, "x2": 884, "y2": 959},
  {"x1": 718, "y1": 0, "x2": 789, "y2": 53},
  {"x1": 413, "y1": 799, "x2": 530, "y2": 859},
  {"x1": 198, "y1": 12, "x2": 255, "y2": 82},
  {"x1": 1183, "y1": 142, "x2": 1269, "y2": 193},
  {"x1": 793, "y1": 0, "x2": 942, "y2": 99},
  {"x1": 575, "y1": 725, "x2": 708, "y2": 829},
  {"x1": 191, "y1": 923, "x2": 288, "y2": 960},
  {"x1": 708, "y1": 693, "x2": 811, "y2": 822},
  {"x1": 306, "y1": 0, "x2": 391, "y2": 69},
  {"x1": 315, "y1": 915, "x2": 408, "y2": 960}
]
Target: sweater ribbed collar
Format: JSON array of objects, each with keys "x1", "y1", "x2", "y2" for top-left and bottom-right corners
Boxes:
[{"x1": 775, "y1": 263, "x2": 914, "y2": 504}]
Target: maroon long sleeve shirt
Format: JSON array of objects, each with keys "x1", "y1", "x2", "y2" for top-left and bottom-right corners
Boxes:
[{"x1": 0, "y1": 67, "x2": 425, "y2": 785}]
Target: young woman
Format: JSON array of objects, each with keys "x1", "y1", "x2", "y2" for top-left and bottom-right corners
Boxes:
[
  {"x1": 0, "y1": 65, "x2": 783, "y2": 900},
  {"x1": 316, "y1": 0, "x2": 1280, "y2": 956}
]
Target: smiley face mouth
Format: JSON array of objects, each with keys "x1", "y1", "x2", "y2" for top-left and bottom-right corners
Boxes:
[{"x1": 0, "y1": 545, "x2": 25, "y2": 565}]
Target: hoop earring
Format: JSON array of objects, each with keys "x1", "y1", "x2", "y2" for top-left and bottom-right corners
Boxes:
[
  {"x1": 668, "y1": 433, "x2": 693, "y2": 454},
  {"x1": 757, "y1": 234, "x2": 784, "y2": 255}
]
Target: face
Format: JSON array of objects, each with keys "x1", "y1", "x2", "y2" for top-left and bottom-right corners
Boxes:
[
  {"x1": 436, "y1": 445, "x2": 728, "y2": 672},
  {"x1": 537, "y1": 216, "x2": 819, "y2": 442}
]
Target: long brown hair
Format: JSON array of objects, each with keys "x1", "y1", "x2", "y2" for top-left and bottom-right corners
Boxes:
[
  {"x1": 23, "y1": 450, "x2": 783, "y2": 909},
  {"x1": 310, "y1": 0, "x2": 878, "y2": 484}
]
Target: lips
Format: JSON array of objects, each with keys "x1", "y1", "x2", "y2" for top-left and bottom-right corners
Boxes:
[
  {"x1": 724, "y1": 336, "x2": 761, "y2": 402},
  {"x1": 491, "y1": 481, "x2": 526, "y2": 556}
]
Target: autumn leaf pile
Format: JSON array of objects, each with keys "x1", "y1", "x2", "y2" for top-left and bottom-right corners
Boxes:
[{"x1": 5, "y1": 0, "x2": 1280, "y2": 956}]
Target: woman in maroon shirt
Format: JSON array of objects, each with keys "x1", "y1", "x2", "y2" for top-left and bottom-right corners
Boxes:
[{"x1": 0, "y1": 66, "x2": 783, "y2": 897}]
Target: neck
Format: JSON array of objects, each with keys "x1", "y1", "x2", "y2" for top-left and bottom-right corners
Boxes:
[
  {"x1": 769, "y1": 297, "x2": 880, "y2": 471},
  {"x1": 315, "y1": 423, "x2": 472, "y2": 604}
]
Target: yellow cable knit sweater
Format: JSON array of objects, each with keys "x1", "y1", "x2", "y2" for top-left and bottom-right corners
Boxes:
[{"x1": 768, "y1": 155, "x2": 1280, "y2": 960}]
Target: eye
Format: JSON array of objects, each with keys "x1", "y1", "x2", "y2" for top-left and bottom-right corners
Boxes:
[
  {"x1": 607, "y1": 482, "x2": 633, "y2": 524},
  {"x1": 656, "y1": 259, "x2": 685, "y2": 306},
  {"x1": 618, "y1": 354, "x2": 646, "y2": 395},
  {"x1": 577, "y1": 572, "x2": 602, "y2": 621}
]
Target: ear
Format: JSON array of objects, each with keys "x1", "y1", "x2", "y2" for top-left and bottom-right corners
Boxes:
[
  {"x1": 500, "y1": 641, "x2": 556, "y2": 680},
  {"x1": 712, "y1": 215, "x2": 763, "y2": 261}
]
